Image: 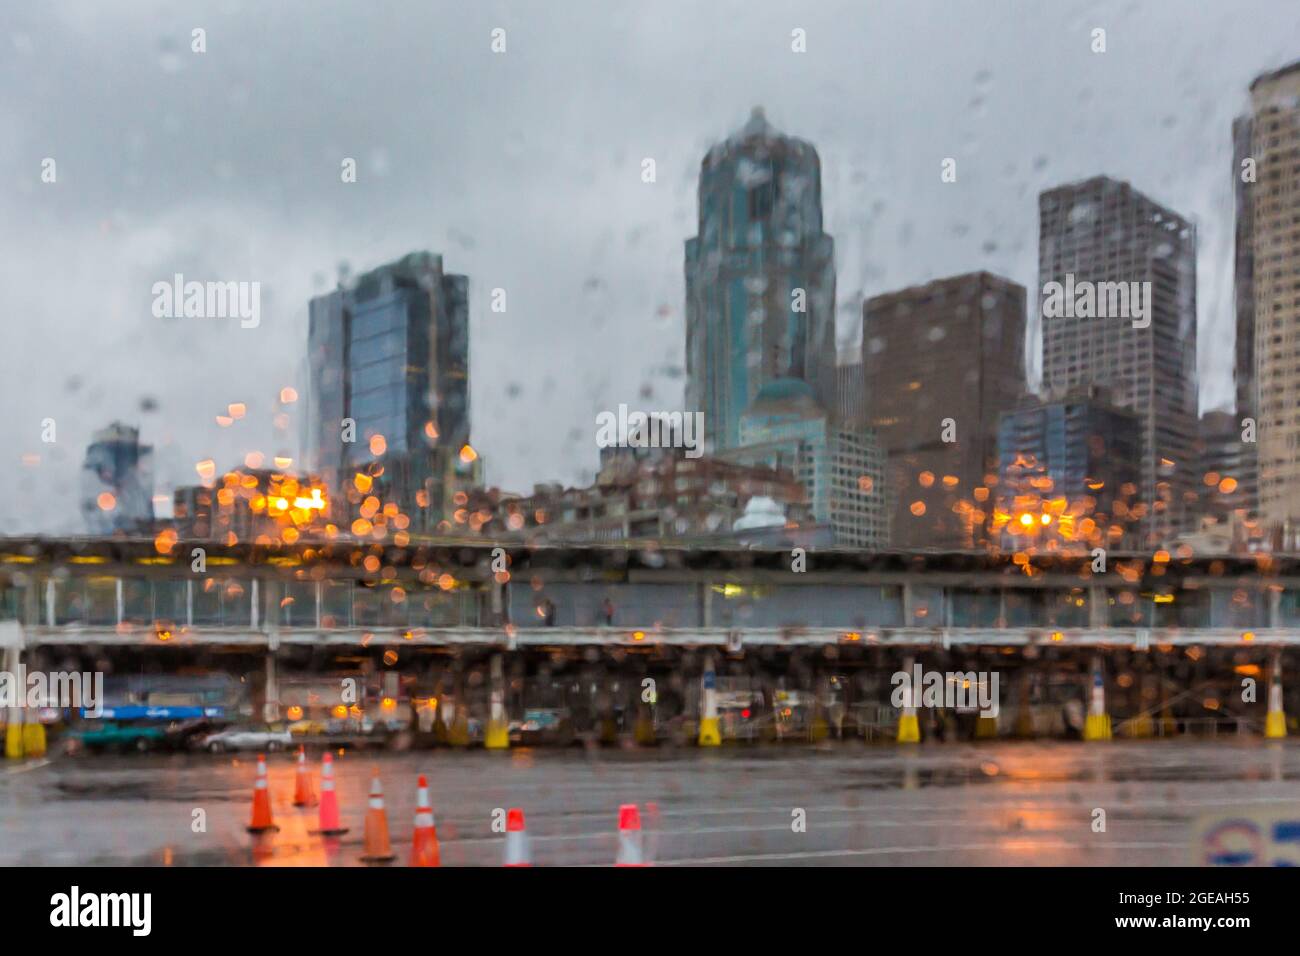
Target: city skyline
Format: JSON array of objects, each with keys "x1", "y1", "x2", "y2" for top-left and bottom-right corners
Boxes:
[
  {"x1": 3, "y1": 2, "x2": 1299, "y2": 533},
  {"x1": 6, "y1": 4, "x2": 1300, "y2": 891}
]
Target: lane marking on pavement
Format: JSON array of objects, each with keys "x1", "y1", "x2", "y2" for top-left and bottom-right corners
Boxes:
[
  {"x1": 638, "y1": 795, "x2": 1300, "y2": 819},
  {"x1": 406, "y1": 794, "x2": 1300, "y2": 827},
  {"x1": 426, "y1": 817, "x2": 1186, "y2": 847},
  {"x1": 1, "y1": 759, "x2": 50, "y2": 776},
  {"x1": 655, "y1": 840, "x2": 1187, "y2": 865}
]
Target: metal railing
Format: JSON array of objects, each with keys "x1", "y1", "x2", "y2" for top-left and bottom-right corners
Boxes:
[{"x1": 8, "y1": 622, "x2": 1300, "y2": 650}]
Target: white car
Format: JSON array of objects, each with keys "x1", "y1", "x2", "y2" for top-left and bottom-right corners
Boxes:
[{"x1": 201, "y1": 724, "x2": 292, "y2": 753}]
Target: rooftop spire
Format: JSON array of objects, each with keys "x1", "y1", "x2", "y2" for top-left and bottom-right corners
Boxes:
[{"x1": 737, "y1": 105, "x2": 775, "y2": 139}]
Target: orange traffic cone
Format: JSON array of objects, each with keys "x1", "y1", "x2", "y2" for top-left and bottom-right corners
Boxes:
[
  {"x1": 360, "y1": 769, "x2": 395, "y2": 863},
  {"x1": 410, "y1": 774, "x2": 440, "y2": 867},
  {"x1": 313, "y1": 752, "x2": 349, "y2": 836},
  {"x1": 293, "y1": 746, "x2": 317, "y2": 807},
  {"x1": 615, "y1": 803, "x2": 647, "y2": 866},
  {"x1": 503, "y1": 807, "x2": 531, "y2": 866},
  {"x1": 247, "y1": 754, "x2": 279, "y2": 834}
]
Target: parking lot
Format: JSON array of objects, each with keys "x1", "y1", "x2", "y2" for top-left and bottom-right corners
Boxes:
[{"x1": 3, "y1": 739, "x2": 1299, "y2": 865}]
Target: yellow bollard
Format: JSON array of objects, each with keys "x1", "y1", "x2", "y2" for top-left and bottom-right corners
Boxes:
[
  {"x1": 697, "y1": 663, "x2": 721, "y2": 747},
  {"x1": 1266, "y1": 652, "x2": 1287, "y2": 739},
  {"x1": 634, "y1": 711, "x2": 656, "y2": 746},
  {"x1": 1083, "y1": 713, "x2": 1112, "y2": 741},
  {"x1": 484, "y1": 657, "x2": 510, "y2": 750},
  {"x1": 447, "y1": 713, "x2": 470, "y2": 747},
  {"x1": 1083, "y1": 658, "x2": 1111, "y2": 741},
  {"x1": 484, "y1": 698, "x2": 510, "y2": 751},
  {"x1": 439, "y1": 699, "x2": 469, "y2": 747},
  {"x1": 896, "y1": 656, "x2": 921, "y2": 743},
  {"x1": 1123, "y1": 713, "x2": 1154, "y2": 739},
  {"x1": 896, "y1": 710, "x2": 921, "y2": 743},
  {"x1": 697, "y1": 717, "x2": 722, "y2": 747},
  {"x1": 22, "y1": 720, "x2": 46, "y2": 757},
  {"x1": 4, "y1": 720, "x2": 22, "y2": 760}
]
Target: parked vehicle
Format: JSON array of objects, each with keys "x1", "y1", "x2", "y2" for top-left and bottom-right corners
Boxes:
[
  {"x1": 200, "y1": 723, "x2": 293, "y2": 753},
  {"x1": 64, "y1": 721, "x2": 169, "y2": 754},
  {"x1": 510, "y1": 708, "x2": 565, "y2": 743},
  {"x1": 288, "y1": 719, "x2": 329, "y2": 737}
]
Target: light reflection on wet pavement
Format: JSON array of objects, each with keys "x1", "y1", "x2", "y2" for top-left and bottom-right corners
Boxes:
[{"x1": 2, "y1": 740, "x2": 1298, "y2": 866}]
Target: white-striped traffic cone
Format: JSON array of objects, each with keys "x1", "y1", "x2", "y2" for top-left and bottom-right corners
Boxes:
[
  {"x1": 410, "y1": 774, "x2": 440, "y2": 867},
  {"x1": 247, "y1": 753, "x2": 278, "y2": 833},
  {"x1": 293, "y1": 745, "x2": 317, "y2": 807},
  {"x1": 360, "y1": 769, "x2": 395, "y2": 863},
  {"x1": 503, "y1": 807, "x2": 531, "y2": 866},
  {"x1": 615, "y1": 803, "x2": 647, "y2": 866},
  {"x1": 313, "y1": 752, "x2": 349, "y2": 835}
]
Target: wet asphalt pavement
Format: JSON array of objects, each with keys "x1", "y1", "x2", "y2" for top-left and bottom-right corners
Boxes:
[{"x1": 2, "y1": 739, "x2": 1298, "y2": 866}]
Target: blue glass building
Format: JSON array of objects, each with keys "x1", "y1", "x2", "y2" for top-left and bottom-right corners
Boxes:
[
  {"x1": 685, "y1": 108, "x2": 837, "y2": 453},
  {"x1": 995, "y1": 388, "x2": 1142, "y2": 549},
  {"x1": 307, "y1": 252, "x2": 470, "y2": 530}
]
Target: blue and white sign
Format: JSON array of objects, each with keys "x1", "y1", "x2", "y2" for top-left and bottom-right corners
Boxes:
[
  {"x1": 80, "y1": 705, "x2": 225, "y2": 720},
  {"x1": 1195, "y1": 808, "x2": 1300, "y2": 866}
]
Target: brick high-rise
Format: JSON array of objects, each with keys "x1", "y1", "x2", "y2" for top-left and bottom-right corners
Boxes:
[{"x1": 862, "y1": 272, "x2": 1027, "y2": 549}]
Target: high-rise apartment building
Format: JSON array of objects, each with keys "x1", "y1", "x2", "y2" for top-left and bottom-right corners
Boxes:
[
  {"x1": 1242, "y1": 61, "x2": 1300, "y2": 524},
  {"x1": 862, "y1": 272, "x2": 1027, "y2": 549},
  {"x1": 1038, "y1": 176, "x2": 1198, "y2": 545},
  {"x1": 685, "y1": 108, "x2": 837, "y2": 453}
]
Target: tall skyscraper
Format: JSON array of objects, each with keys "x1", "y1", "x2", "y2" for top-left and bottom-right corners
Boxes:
[
  {"x1": 1242, "y1": 61, "x2": 1300, "y2": 526},
  {"x1": 80, "y1": 422, "x2": 154, "y2": 534},
  {"x1": 1038, "y1": 176, "x2": 1198, "y2": 545},
  {"x1": 685, "y1": 107, "x2": 837, "y2": 453},
  {"x1": 862, "y1": 272, "x2": 1027, "y2": 549},
  {"x1": 307, "y1": 251, "x2": 472, "y2": 533}
]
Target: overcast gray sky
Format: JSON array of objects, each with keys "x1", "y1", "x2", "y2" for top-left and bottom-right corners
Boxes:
[{"x1": 2, "y1": 0, "x2": 1298, "y2": 533}]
